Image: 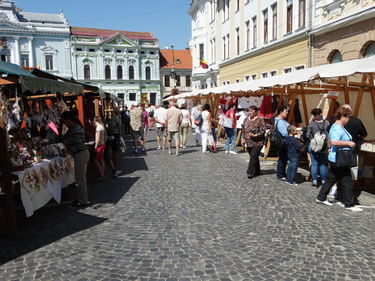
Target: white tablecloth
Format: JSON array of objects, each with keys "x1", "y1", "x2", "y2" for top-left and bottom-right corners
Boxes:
[{"x1": 13, "y1": 156, "x2": 75, "y2": 217}]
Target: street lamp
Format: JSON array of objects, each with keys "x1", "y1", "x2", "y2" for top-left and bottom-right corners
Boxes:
[{"x1": 166, "y1": 45, "x2": 176, "y2": 87}]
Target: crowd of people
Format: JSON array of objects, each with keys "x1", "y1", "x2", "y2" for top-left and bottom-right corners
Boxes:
[{"x1": 60, "y1": 98, "x2": 367, "y2": 212}]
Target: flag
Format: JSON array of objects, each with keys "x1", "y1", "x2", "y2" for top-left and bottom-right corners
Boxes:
[{"x1": 200, "y1": 59, "x2": 209, "y2": 69}]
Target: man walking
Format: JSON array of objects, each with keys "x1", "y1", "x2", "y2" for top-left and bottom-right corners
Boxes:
[
  {"x1": 154, "y1": 103, "x2": 168, "y2": 150},
  {"x1": 166, "y1": 101, "x2": 182, "y2": 155},
  {"x1": 130, "y1": 102, "x2": 145, "y2": 154}
]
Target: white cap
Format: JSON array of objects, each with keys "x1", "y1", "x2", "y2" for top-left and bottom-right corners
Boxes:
[{"x1": 133, "y1": 102, "x2": 140, "y2": 107}]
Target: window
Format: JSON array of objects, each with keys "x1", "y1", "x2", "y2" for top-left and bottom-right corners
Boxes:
[
  {"x1": 262, "y1": 72, "x2": 268, "y2": 78},
  {"x1": 76, "y1": 48, "x2": 82, "y2": 52},
  {"x1": 0, "y1": 48, "x2": 10, "y2": 62},
  {"x1": 150, "y1": 93, "x2": 156, "y2": 105},
  {"x1": 116, "y1": 50, "x2": 122, "y2": 53},
  {"x1": 364, "y1": 42, "x2": 375, "y2": 57},
  {"x1": 210, "y1": 38, "x2": 216, "y2": 64},
  {"x1": 129, "y1": 93, "x2": 136, "y2": 101},
  {"x1": 272, "y1": 4, "x2": 277, "y2": 40},
  {"x1": 246, "y1": 21, "x2": 250, "y2": 51},
  {"x1": 287, "y1": 0, "x2": 293, "y2": 33},
  {"x1": 252, "y1": 17, "x2": 257, "y2": 48},
  {"x1": 140, "y1": 51, "x2": 145, "y2": 54},
  {"x1": 299, "y1": 0, "x2": 306, "y2": 28},
  {"x1": 284, "y1": 67, "x2": 292, "y2": 73},
  {"x1": 263, "y1": 10, "x2": 268, "y2": 44},
  {"x1": 176, "y1": 75, "x2": 181, "y2": 86},
  {"x1": 104, "y1": 49, "x2": 110, "y2": 53},
  {"x1": 105, "y1": 65, "x2": 111, "y2": 79},
  {"x1": 186, "y1": 75, "x2": 191, "y2": 87},
  {"x1": 270, "y1": 70, "x2": 277, "y2": 76},
  {"x1": 128, "y1": 50, "x2": 134, "y2": 53},
  {"x1": 117, "y1": 65, "x2": 123, "y2": 79},
  {"x1": 84, "y1": 65, "x2": 90, "y2": 80},
  {"x1": 251, "y1": 74, "x2": 257, "y2": 80},
  {"x1": 145, "y1": 66, "x2": 151, "y2": 80},
  {"x1": 330, "y1": 51, "x2": 342, "y2": 64},
  {"x1": 236, "y1": 27, "x2": 240, "y2": 55},
  {"x1": 235, "y1": 79, "x2": 240, "y2": 83},
  {"x1": 236, "y1": 0, "x2": 240, "y2": 11},
  {"x1": 164, "y1": 75, "x2": 170, "y2": 87},
  {"x1": 295, "y1": 65, "x2": 305, "y2": 71},
  {"x1": 150, "y1": 51, "x2": 155, "y2": 55},
  {"x1": 129, "y1": 65, "x2": 134, "y2": 79},
  {"x1": 223, "y1": 0, "x2": 229, "y2": 21},
  {"x1": 21, "y1": 54, "x2": 29, "y2": 67},
  {"x1": 45, "y1": 55, "x2": 53, "y2": 70},
  {"x1": 223, "y1": 36, "x2": 226, "y2": 60},
  {"x1": 226, "y1": 34, "x2": 230, "y2": 59},
  {"x1": 199, "y1": 43, "x2": 204, "y2": 59},
  {"x1": 245, "y1": 75, "x2": 250, "y2": 81},
  {"x1": 118, "y1": 93, "x2": 124, "y2": 100},
  {"x1": 210, "y1": 0, "x2": 216, "y2": 22}
]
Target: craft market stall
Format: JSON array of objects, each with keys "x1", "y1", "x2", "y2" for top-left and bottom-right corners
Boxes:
[{"x1": 168, "y1": 56, "x2": 375, "y2": 192}]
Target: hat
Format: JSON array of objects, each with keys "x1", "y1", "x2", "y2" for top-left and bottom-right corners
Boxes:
[{"x1": 133, "y1": 102, "x2": 140, "y2": 107}]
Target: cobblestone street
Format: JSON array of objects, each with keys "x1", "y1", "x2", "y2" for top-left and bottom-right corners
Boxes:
[{"x1": 1, "y1": 131, "x2": 375, "y2": 281}]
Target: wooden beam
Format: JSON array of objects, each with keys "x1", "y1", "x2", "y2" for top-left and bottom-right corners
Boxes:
[
  {"x1": 368, "y1": 74, "x2": 375, "y2": 121},
  {"x1": 76, "y1": 95, "x2": 85, "y2": 127},
  {"x1": 300, "y1": 86, "x2": 309, "y2": 126},
  {"x1": 353, "y1": 74, "x2": 368, "y2": 117},
  {"x1": 287, "y1": 94, "x2": 297, "y2": 124},
  {"x1": 343, "y1": 77, "x2": 350, "y2": 104}
]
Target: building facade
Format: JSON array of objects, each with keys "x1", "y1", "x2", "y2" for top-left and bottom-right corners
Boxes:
[
  {"x1": 160, "y1": 49, "x2": 192, "y2": 98},
  {"x1": 0, "y1": 0, "x2": 72, "y2": 77},
  {"x1": 312, "y1": 0, "x2": 375, "y2": 65},
  {"x1": 71, "y1": 27, "x2": 161, "y2": 107}
]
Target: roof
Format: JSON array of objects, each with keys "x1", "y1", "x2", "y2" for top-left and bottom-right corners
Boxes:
[
  {"x1": 160, "y1": 49, "x2": 192, "y2": 70},
  {"x1": 166, "y1": 55, "x2": 375, "y2": 99},
  {"x1": 16, "y1": 11, "x2": 66, "y2": 24},
  {"x1": 0, "y1": 60, "x2": 34, "y2": 77},
  {"x1": 71, "y1": 26, "x2": 157, "y2": 41}
]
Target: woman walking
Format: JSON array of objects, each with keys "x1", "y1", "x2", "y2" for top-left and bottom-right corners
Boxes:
[
  {"x1": 224, "y1": 104, "x2": 238, "y2": 154},
  {"x1": 241, "y1": 106, "x2": 266, "y2": 178},
  {"x1": 316, "y1": 106, "x2": 362, "y2": 212},
  {"x1": 306, "y1": 108, "x2": 329, "y2": 187},
  {"x1": 60, "y1": 111, "x2": 90, "y2": 208},
  {"x1": 192, "y1": 104, "x2": 203, "y2": 146},
  {"x1": 201, "y1": 104, "x2": 212, "y2": 153},
  {"x1": 93, "y1": 117, "x2": 106, "y2": 181},
  {"x1": 179, "y1": 104, "x2": 191, "y2": 148},
  {"x1": 274, "y1": 105, "x2": 290, "y2": 181}
]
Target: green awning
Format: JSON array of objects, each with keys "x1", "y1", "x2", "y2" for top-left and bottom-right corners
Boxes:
[{"x1": 0, "y1": 61, "x2": 83, "y2": 95}]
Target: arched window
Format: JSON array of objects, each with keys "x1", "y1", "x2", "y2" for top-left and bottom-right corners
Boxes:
[
  {"x1": 0, "y1": 48, "x2": 10, "y2": 62},
  {"x1": 84, "y1": 65, "x2": 90, "y2": 80},
  {"x1": 129, "y1": 65, "x2": 134, "y2": 80},
  {"x1": 145, "y1": 66, "x2": 151, "y2": 80},
  {"x1": 364, "y1": 42, "x2": 375, "y2": 58},
  {"x1": 329, "y1": 50, "x2": 342, "y2": 64},
  {"x1": 105, "y1": 65, "x2": 111, "y2": 80},
  {"x1": 117, "y1": 65, "x2": 123, "y2": 80}
]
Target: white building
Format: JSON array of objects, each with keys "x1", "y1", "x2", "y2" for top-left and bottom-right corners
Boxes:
[
  {"x1": 71, "y1": 27, "x2": 161, "y2": 107},
  {"x1": 0, "y1": 0, "x2": 72, "y2": 78}
]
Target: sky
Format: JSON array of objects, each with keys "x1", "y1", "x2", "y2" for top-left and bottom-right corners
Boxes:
[{"x1": 15, "y1": 0, "x2": 192, "y2": 50}]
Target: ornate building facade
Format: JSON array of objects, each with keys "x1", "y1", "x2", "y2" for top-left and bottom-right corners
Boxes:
[
  {"x1": 0, "y1": 0, "x2": 72, "y2": 77},
  {"x1": 71, "y1": 27, "x2": 161, "y2": 107}
]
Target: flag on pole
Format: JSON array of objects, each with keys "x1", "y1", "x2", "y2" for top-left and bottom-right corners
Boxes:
[{"x1": 200, "y1": 59, "x2": 209, "y2": 69}]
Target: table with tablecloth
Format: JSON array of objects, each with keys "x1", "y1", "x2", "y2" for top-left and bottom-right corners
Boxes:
[{"x1": 12, "y1": 156, "x2": 75, "y2": 217}]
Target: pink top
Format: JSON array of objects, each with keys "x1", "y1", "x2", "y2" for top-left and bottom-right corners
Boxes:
[
  {"x1": 226, "y1": 109, "x2": 237, "y2": 128},
  {"x1": 142, "y1": 111, "x2": 149, "y2": 127}
]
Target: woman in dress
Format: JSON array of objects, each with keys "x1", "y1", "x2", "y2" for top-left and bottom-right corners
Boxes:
[
  {"x1": 201, "y1": 104, "x2": 212, "y2": 153},
  {"x1": 241, "y1": 106, "x2": 266, "y2": 178},
  {"x1": 316, "y1": 106, "x2": 362, "y2": 212},
  {"x1": 179, "y1": 104, "x2": 191, "y2": 149},
  {"x1": 93, "y1": 117, "x2": 106, "y2": 181}
]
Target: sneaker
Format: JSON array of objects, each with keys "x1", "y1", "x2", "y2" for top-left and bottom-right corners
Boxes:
[
  {"x1": 316, "y1": 199, "x2": 333, "y2": 206},
  {"x1": 311, "y1": 181, "x2": 318, "y2": 188},
  {"x1": 157, "y1": 146, "x2": 161, "y2": 150},
  {"x1": 225, "y1": 150, "x2": 229, "y2": 154},
  {"x1": 345, "y1": 206, "x2": 363, "y2": 212},
  {"x1": 168, "y1": 150, "x2": 172, "y2": 155},
  {"x1": 112, "y1": 170, "x2": 120, "y2": 177},
  {"x1": 287, "y1": 182, "x2": 299, "y2": 187},
  {"x1": 278, "y1": 177, "x2": 287, "y2": 181},
  {"x1": 229, "y1": 151, "x2": 238, "y2": 155},
  {"x1": 142, "y1": 147, "x2": 146, "y2": 152},
  {"x1": 183, "y1": 146, "x2": 186, "y2": 149},
  {"x1": 134, "y1": 149, "x2": 139, "y2": 154},
  {"x1": 336, "y1": 201, "x2": 345, "y2": 208}
]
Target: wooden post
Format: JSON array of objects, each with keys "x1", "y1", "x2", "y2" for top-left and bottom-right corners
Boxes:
[
  {"x1": 353, "y1": 74, "x2": 368, "y2": 117},
  {"x1": 0, "y1": 116, "x2": 17, "y2": 234},
  {"x1": 368, "y1": 74, "x2": 375, "y2": 121},
  {"x1": 287, "y1": 93, "x2": 297, "y2": 124},
  {"x1": 300, "y1": 85, "x2": 309, "y2": 126},
  {"x1": 76, "y1": 95, "x2": 85, "y2": 127},
  {"x1": 94, "y1": 98, "x2": 100, "y2": 117}
]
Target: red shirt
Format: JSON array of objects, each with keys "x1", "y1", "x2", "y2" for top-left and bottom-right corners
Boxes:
[{"x1": 226, "y1": 109, "x2": 237, "y2": 128}]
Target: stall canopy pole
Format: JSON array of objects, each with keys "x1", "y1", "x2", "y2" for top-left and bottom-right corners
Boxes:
[
  {"x1": 343, "y1": 77, "x2": 350, "y2": 104},
  {"x1": 368, "y1": 74, "x2": 375, "y2": 121},
  {"x1": 300, "y1": 85, "x2": 309, "y2": 126},
  {"x1": 353, "y1": 74, "x2": 368, "y2": 117},
  {"x1": 76, "y1": 95, "x2": 85, "y2": 127}
]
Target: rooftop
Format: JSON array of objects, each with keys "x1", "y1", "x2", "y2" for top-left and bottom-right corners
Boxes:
[
  {"x1": 160, "y1": 49, "x2": 192, "y2": 70},
  {"x1": 16, "y1": 11, "x2": 66, "y2": 24},
  {"x1": 71, "y1": 26, "x2": 157, "y2": 41}
]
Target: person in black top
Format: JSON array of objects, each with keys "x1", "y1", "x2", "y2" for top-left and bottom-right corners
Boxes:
[
  {"x1": 121, "y1": 106, "x2": 131, "y2": 135},
  {"x1": 342, "y1": 105, "x2": 367, "y2": 152}
]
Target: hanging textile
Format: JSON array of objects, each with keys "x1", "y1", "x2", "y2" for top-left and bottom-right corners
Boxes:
[{"x1": 259, "y1": 95, "x2": 273, "y2": 119}]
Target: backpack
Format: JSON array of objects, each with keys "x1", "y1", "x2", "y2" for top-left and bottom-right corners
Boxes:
[
  {"x1": 270, "y1": 120, "x2": 285, "y2": 148},
  {"x1": 194, "y1": 114, "x2": 203, "y2": 127},
  {"x1": 149, "y1": 109, "x2": 154, "y2": 118},
  {"x1": 310, "y1": 121, "x2": 328, "y2": 153}
]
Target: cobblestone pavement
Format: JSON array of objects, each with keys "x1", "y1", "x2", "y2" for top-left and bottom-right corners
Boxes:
[{"x1": 1, "y1": 130, "x2": 375, "y2": 281}]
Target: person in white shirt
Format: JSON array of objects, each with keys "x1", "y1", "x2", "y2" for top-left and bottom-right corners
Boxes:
[
  {"x1": 201, "y1": 104, "x2": 212, "y2": 153},
  {"x1": 179, "y1": 104, "x2": 191, "y2": 148},
  {"x1": 191, "y1": 104, "x2": 203, "y2": 146},
  {"x1": 154, "y1": 103, "x2": 168, "y2": 150}
]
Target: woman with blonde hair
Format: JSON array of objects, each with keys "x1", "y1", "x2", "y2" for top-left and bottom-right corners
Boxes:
[{"x1": 93, "y1": 116, "x2": 106, "y2": 181}]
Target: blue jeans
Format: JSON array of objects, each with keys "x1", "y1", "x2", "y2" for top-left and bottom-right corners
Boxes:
[
  {"x1": 225, "y1": 127, "x2": 237, "y2": 151},
  {"x1": 308, "y1": 145, "x2": 328, "y2": 182},
  {"x1": 287, "y1": 156, "x2": 299, "y2": 184},
  {"x1": 277, "y1": 147, "x2": 288, "y2": 179}
]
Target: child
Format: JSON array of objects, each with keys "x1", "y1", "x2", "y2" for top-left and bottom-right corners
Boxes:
[{"x1": 285, "y1": 125, "x2": 304, "y2": 186}]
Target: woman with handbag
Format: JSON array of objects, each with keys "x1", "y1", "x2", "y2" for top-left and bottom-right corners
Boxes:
[
  {"x1": 241, "y1": 106, "x2": 266, "y2": 178},
  {"x1": 316, "y1": 106, "x2": 362, "y2": 212}
]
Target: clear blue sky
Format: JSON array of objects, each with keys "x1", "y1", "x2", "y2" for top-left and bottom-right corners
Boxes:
[{"x1": 15, "y1": 0, "x2": 192, "y2": 50}]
